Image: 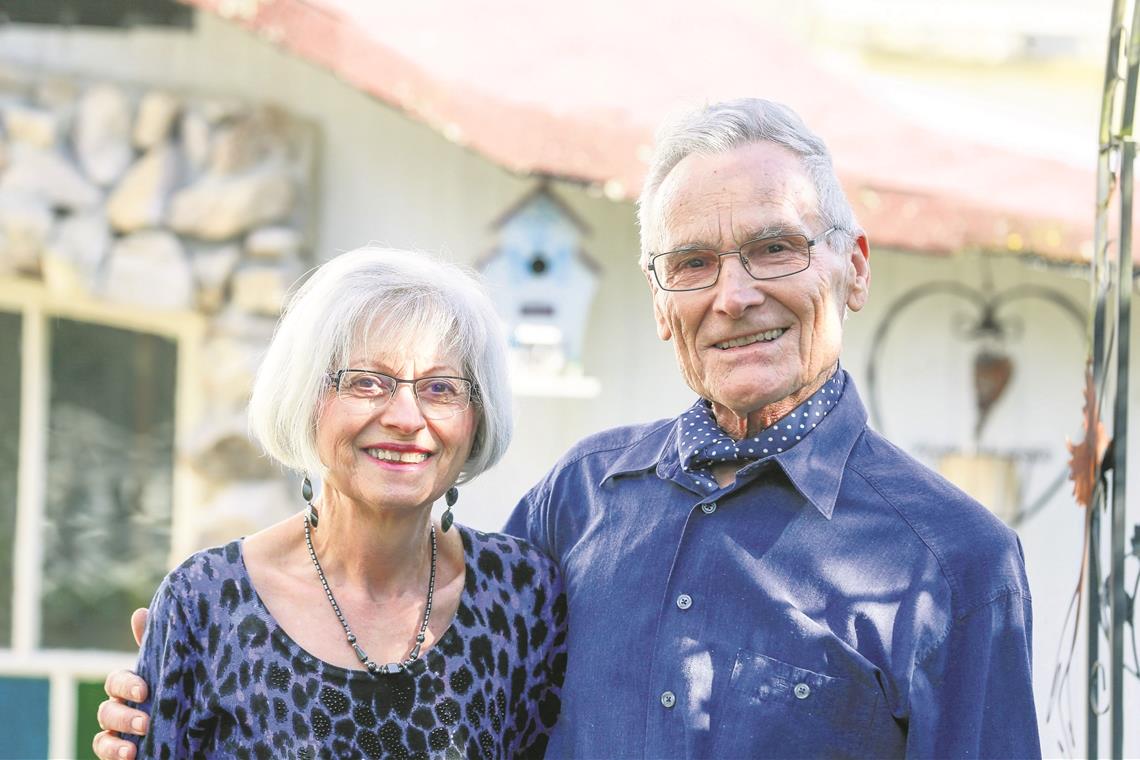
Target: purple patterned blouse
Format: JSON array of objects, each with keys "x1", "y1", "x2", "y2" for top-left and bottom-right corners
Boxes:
[{"x1": 129, "y1": 524, "x2": 566, "y2": 759}]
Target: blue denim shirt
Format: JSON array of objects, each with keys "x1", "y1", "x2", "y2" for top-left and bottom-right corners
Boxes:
[{"x1": 505, "y1": 373, "x2": 1039, "y2": 758}]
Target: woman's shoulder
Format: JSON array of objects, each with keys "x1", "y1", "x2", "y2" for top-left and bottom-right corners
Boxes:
[
  {"x1": 454, "y1": 524, "x2": 563, "y2": 618},
  {"x1": 156, "y1": 539, "x2": 249, "y2": 600},
  {"x1": 456, "y1": 524, "x2": 558, "y2": 575}
]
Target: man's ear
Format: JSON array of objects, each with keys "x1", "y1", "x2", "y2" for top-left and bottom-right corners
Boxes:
[
  {"x1": 644, "y1": 266, "x2": 673, "y2": 341},
  {"x1": 846, "y1": 233, "x2": 871, "y2": 313},
  {"x1": 654, "y1": 300, "x2": 673, "y2": 342}
]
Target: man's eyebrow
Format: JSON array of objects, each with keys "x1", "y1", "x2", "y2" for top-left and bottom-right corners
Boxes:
[
  {"x1": 740, "y1": 222, "x2": 805, "y2": 240},
  {"x1": 659, "y1": 232, "x2": 721, "y2": 252},
  {"x1": 667, "y1": 240, "x2": 717, "y2": 252},
  {"x1": 660, "y1": 223, "x2": 807, "y2": 252}
]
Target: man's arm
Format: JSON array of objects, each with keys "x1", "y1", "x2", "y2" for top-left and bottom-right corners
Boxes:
[
  {"x1": 502, "y1": 494, "x2": 533, "y2": 541},
  {"x1": 905, "y1": 589, "x2": 1040, "y2": 758},
  {"x1": 503, "y1": 476, "x2": 554, "y2": 554},
  {"x1": 92, "y1": 609, "x2": 150, "y2": 760}
]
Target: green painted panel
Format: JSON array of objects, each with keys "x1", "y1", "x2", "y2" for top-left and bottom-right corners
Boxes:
[{"x1": 75, "y1": 679, "x2": 107, "y2": 760}]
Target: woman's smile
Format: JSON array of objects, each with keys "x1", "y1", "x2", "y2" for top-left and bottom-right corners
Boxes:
[{"x1": 362, "y1": 444, "x2": 433, "y2": 466}]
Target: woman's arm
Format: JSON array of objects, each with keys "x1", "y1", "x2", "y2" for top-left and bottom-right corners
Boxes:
[
  {"x1": 128, "y1": 578, "x2": 202, "y2": 759},
  {"x1": 514, "y1": 556, "x2": 568, "y2": 758}
]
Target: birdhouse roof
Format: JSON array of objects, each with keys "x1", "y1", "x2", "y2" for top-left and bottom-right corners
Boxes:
[{"x1": 489, "y1": 184, "x2": 593, "y2": 235}]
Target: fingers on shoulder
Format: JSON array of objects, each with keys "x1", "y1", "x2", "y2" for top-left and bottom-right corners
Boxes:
[
  {"x1": 96, "y1": 697, "x2": 148, "y2": 736},
  {"x1": 92, "y1": 729, "x2": 137, "y2": 760},
  {"x1": 104, "y1": 668, "x2": 147, "y2": 701},
  {"x1": 131, "y1": 607, "x2": 148, "y2": 647}
]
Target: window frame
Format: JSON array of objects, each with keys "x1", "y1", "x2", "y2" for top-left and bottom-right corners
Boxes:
[{"x1": 0, "y1": 275, "x2": 205, "y2": 756}]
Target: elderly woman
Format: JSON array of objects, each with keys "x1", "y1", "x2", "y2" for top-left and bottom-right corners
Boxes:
[{"x1": 95, "y1": 247, "x2": 565, "y2": 759}]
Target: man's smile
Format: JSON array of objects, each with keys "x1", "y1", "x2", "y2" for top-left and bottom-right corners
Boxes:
[{"x1": 713, "y1": 327, "x2": 787, "y2": 350}]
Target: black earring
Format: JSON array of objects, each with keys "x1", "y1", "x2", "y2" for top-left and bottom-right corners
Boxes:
[
  {"x1": 302, "y1": 477, "x2": 318, "y2": 529},
  {"x1": 441, "y1": 486, "x2": 458, "y2": 532}
]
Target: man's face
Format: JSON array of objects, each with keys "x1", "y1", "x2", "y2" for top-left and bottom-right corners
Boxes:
[{"x1": 647, "y1": 142, "x2": 870, "y2": 425}]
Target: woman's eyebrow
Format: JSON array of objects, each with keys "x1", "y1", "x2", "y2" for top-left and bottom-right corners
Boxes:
[{"x1": 345, "y1": 362, "x2": 462, "y2": 376}]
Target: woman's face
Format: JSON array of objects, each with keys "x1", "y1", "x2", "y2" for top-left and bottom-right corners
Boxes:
[{"x1": 315, "y1": 338, "x2": 478, "y2": 514}]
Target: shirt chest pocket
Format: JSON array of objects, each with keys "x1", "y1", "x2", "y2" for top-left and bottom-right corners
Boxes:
[{"x1": 711, "y1": 650, "x2": 879, "y2": 759}]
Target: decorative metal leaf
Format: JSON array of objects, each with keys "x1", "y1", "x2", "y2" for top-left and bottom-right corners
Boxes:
[
  {"x1": 974, "y1": 349, "x2": 1014, "y2": 438},
  {"x1": 1066, "y1": 360, "x2": 1109, "y2": 508}
]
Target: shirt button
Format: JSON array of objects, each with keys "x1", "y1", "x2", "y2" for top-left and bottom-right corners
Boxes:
[
  {"x1": 676, "y1": 593, "x2": 693, "y2": 610},
  {"x1": 701, "y1": 502, "x2": 717, "y2": 514},
  {"x1": 660, "y1": 690, "x2": 676, "y2": 708},
  {"x1": 794, "y1": 683, "x2": 811, "y2": 700}
]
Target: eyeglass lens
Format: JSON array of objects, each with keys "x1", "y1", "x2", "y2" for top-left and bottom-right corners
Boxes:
[
  {"x1": 336, "y1": 370, "x2": 472, "y2": 419},
  {"x1": 655, "y1": 234, "x2": 811, "y2": 290}
]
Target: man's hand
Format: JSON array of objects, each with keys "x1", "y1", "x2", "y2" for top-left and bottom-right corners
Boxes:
[{"x1": 92, "y1": 609, "x2": 149, "y2": 760}]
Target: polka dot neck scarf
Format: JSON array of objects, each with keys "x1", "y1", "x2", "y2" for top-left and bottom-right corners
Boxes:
[{"x1": 677, "y1": 370, "x2": 845, "y2": 494}]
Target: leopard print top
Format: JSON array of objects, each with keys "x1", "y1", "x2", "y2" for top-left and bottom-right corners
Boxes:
[{"x1": 130, "y1": 525, "x2": 566, "y2": 759}]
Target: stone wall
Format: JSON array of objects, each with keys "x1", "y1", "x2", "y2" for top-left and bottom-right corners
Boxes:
[{"x1": 0, "y1": 65, "x2": 318, "y2": 549}]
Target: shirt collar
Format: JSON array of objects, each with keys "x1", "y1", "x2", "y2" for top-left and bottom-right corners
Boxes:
[
  {"x1": 763, "y1": 372, "x2": 868, "y2": 519},
  {"x1": 599, "y1": 417, "x2": 677, "y2": 484},
  {"x1": 601, "y1": 369, "x2": 869, "y2": 519}
]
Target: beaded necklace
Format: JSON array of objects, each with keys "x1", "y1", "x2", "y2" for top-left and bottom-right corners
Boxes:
[{"x1": 303, "y1": 514, "x2": 437, "y2": 675}]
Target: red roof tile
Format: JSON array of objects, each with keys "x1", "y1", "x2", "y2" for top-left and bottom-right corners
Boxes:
[{"x1": 183, "y1": 0, "x2": 1115, "y2": 265}]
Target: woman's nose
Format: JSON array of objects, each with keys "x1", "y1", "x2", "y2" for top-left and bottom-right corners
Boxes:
[{"x1": 377, "y1": 383, "x2": 426, "y2": 431}]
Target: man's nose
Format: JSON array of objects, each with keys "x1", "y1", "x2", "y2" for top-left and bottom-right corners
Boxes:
[
  {"x1": 713, "y1": 254, "x2": 765, "y2": 317},
  {"x1": 378, "y1": 383, "x2": 427, "y2": 432}
]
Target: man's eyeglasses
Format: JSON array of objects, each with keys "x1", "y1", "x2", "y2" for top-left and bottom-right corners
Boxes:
[
  {"x1": 647, "y1": 227, "x2": 837, "y2": 292},
  {"x1": 328, "y1": 369, "x2": 477, "y2": 419}
]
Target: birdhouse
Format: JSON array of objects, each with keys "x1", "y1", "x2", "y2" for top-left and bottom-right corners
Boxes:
[{"x1": 479, "y1": 186, "x2": 600, "y2": 387}]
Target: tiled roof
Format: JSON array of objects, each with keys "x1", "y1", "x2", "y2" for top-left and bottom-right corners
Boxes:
[{"x1": 184, "y1": 0, "x2": 1111, "y2": 265}]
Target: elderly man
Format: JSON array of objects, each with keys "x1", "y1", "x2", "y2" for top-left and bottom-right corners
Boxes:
[{"x1": 95, "y1": 99, "x2": 1038, "y2": 758}]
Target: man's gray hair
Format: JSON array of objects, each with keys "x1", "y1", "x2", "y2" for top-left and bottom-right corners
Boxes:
[
  {"x1": 637, "y1": 98, "x2": 859, "y2": 265},
  {"x1": 248, "y1": 246, "x2": 513, "y2": 484}
]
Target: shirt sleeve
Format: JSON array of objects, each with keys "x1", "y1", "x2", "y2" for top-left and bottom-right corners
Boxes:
[
  {"x1": 503, "y1": 480, "x2": 552, "y2": 555},
  {"x1": 905, "y1": 589, "x2": 1040, "y2": 758},
  {"x1": 502, "y1": 493, "x2": 532, "y2": 541},
  {"x1": 512, "y1": 555, "x2": 568, "y2": 759},
  {"x1": 129, "y1": 575, "x2": 203, "y2": 760}
]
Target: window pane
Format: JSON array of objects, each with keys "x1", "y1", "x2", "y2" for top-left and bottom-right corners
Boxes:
[
  {"x1": 0, "y1": 312, "x2": 20, "y2": 649},
  {"x1": 1, "y1": 0, "x2": 194, "y2": 28},
  {"x1": 0, "y1": 676, "x2": 49, "y2": 759},
  {"x1": 41, "y1": 319, "x2": 177, "y2": 651}
]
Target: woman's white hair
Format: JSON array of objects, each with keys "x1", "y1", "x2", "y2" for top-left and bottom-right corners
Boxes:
[
  {"x1": 637, "y1": 98, "x2": 860, "y2": 264},
  {"x1": 248, "y1": 246, "x2": 512, "y2": 484}
]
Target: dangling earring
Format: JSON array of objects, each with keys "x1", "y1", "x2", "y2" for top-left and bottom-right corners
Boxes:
[
  {"x1": 302, "y1": 476, "x2": 318, "y2": 529},
  {"x1": 441, "y1": 486, "x2": 458, "y2": 532}
]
